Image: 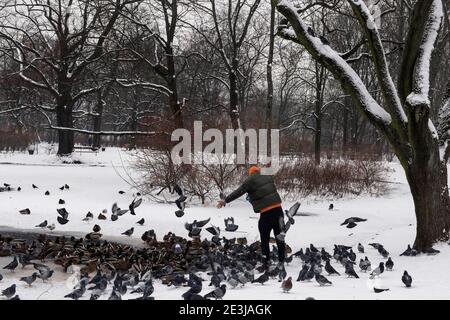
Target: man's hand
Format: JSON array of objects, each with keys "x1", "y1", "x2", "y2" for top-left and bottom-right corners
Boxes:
[{"x1": 217, "y1": 200, "x2": 226, "y2": 209}]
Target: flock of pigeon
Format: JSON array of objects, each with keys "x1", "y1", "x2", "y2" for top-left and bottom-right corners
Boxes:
[{"x1": 0, "y1": 181, "x2": 418, "y2": 300}]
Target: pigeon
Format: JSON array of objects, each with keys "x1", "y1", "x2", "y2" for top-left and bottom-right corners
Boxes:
[
  {"x1": 307, "y1": 26, "x2": 315, "y2": 37},
  {"x1": 65, "y1": 286, "x2": 86, "y2": 300},
  {"x1": 20, "y1": 273, "x2": 38, "y2": 286},
  {"x1": 137, "y1": 218, "x2": 145, "y2": 226},
  {"x1": 19, "y1": 208, "x2": 31, "y2": 215},
  {"x1": 118, "y1": 190, "x2": 125, "y2": 194},
  {"x1": 109, "y1": 290, "x2": 122, "y2": 300},
  {"x1": 45, "y1": 190, "x2": 50, "y2": 196},
  {"x1": 373, "y1": 287, "x2": 390, "y2": 293},
  {"x1": 83, "y1": 212, "x2": 94, "y2": 222},
  {"x1": 252, "y1": 273, "x2": 269, "y2": 285},
  {"x1": 1, "y1": 284, "x2": 16, "y2": 299},
  {"x1": 224, "y1": 217, "x2": 239, "y2": 232},
  {"x1": 32, "y1": 184, "x2": 38, "y2": 189},
  {"x1": 368, "y1": 243, "x2": 382, "y2": 250},
  {"x1": 324, "y1": 260, "x2": 340, "y2": 276},
  {"x1": 281, "y1": 276, "x2": 292, "y2": 293},
  {"x1": 344, "y1": 262, "x2": 359, "y2": 278},
  {"x1": 33, "y1": 264, "x2": 54, "y2": 282},
  {"x1": 378, "y1": 245, "x2": 390, "y2": 258},
  {"x1": 206, "y1": 225, "x2": 220, "y2": 236},
  {"x1": 175, "y1": 210, "x2": 185, "y2": 217},
  {"x1": 58, "y1": 199, "x2": 65, "y2": 205},
  {"x1": 64, "y1": 184, "x2": 70, "y2": 190},
  {"x1": 59, "y1": 186, "x2": 65, "y2": 190},
  {"x1": 57, "y1": 208, "x2": 69, "y2": 220},
  {"x1": 359, "y1": 258, "x2": 370, "y2": 272},
  {"x1": 111, "y1": 214, "x2": 118, "y2": 221},
  {"x1": 319, "y1": 35, "x2": 330, "y2": 45},
  {"x1": 370, "y1": 262, "x2": 385, "y2": 278},
  {"x1": 297, "y1": 265, "x2": 309, "y2": 281},
  {"x1": 347, "y1": 221, "x2": 357, "y2": 228},
  {"x1": 357, "y1": 243, "x2": 364, "y2": 253},
  {"x1": 3, "y1": 256, "x2": 18, "y2": 272},
  {"x1": 400, "y1": 245, "x2": 418, "y2": 256},
  {"x1": 98, "y1": 211, "x2": 107, "y2": 220},
  {"x1": 93, "y1": 224, "x2": 101, "y2": 233},
  {"x1": 122, "y1": 227, "x2": 134, "y2": 237},
  {"x1": 315, "y1": 273, "x2": 332, "y2": 286},
  {"x1": 17, "y1": 187, "x2": 21, "y2": 191},
  {"x1": 204, "y1": 284, "x2": 226, "y2": 300},
  {"x1": 385, "y1": 257, "x2": 394, "y2": 271},
  {"x1": 57, "y1": 216, "x2": 69, "y2": 225},
  {"x1": 341, "y1": 217, "x2": 367, "y2": 226},
  {"x1": 402, "y1": 271, "x2": 412, "y2": 287},
  {"x1": 35, "y1": 220, "x2": 48, "y2": 228},
  {"x1": 129, "y1": 198, "x2": 143, "y2": 215}
]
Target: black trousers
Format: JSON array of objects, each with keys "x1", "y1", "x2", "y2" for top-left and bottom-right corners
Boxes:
[{"x1": 258, "y1": 206, "x2": 286, "y2": 263}]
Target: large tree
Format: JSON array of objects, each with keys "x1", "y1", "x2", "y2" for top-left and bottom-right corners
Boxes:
[
  {"x1": 0, "y1": 0, "x2": 139, "y2": 155},
  {"x1": 274, "y1": 0, "x2": 450, "y2": 251}
]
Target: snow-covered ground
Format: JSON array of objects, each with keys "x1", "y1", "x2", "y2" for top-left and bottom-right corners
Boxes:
[{"x1": 0, "y1": 148, "x2": 449, "y2": 300}]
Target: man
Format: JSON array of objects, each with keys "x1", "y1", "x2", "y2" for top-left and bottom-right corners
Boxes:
[{"x1": 217, "y1": 165, "x2": 285, "y2": 267}]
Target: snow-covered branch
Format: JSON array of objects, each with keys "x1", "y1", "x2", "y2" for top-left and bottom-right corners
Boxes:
[
  {"x1": 405, "y1": 0, "x2": 444, "y2": 110},
  {"x1": 348, "y1": 0, "x2": 408, "y2": 135},
  {"x1": 275, "y1": 0, "x2": 393, "y2": 131}
]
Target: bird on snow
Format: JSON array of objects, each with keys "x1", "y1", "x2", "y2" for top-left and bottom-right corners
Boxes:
[
  {"x1": 370, "y1": 262, "x2": 385, "y2": 279},
  {"x1": 45, "y1": 190, "x2": 50, "y2": 196},
  {"x1": 400, "y1": 244, "x2": 418, "y2": 256},
  {"x1": 122, "y1": 227, "x2": 134, "y2": 237},
  {"x1": 373, "y1": 287, "x2": 390, "y2": 293},
  {"x1": 32, "y1": 184, "x2": 38, "y2": 189},
  {"x1": 58, "y1": 199, "x2": 65, "y2": 205},
  {"x1": 204, "y1": 284, "x2": 226, "y2": 300},
  {"x1": 297, "y1": 265, "x2": 309, "y2": 281},
  {"x1": 20, "y1": 273, "x2": 38, "y2": 287},
  {"x1": 315, "y1": 273, "x2": 332, "y2": 286},
  {"x1": 281, "y1": 276, "x2": 293, "y2": 293},
  {"x1": 93, "y1": 224, "x2": 101, "y2": 233},
  {"x1": 357, "y1": 243, "x2": 364, "y2": 253},
  {"x1": 385, "y1": 257, "x2": 394, "y2": 271},
  {"x1": 3, "y1": 256, "x2": 18, "y2": 272},
  {"x1": 252, "y1": 272, "x2": 269, "y2": 285},
  {"x1": 344, "y1": 262, "x2": 359, "y2": 278},
  {"x1": 341, "y1": 217, "x2": 367, "y2": 226},
  {"x1": 137, "y1": 218, "x2": 145, "y2": 226},
  {"x1": 1, "y1": 284, "x2": 16, "y2": 299},
  {"x1": 377, "y1": 245, "x2": 390, "y2": 258},
  {"x1": 224, "y1": 217, "x2": 239, "y2": 232},
  {"x1": 402, "y1": 271, "x2": 412, "y2": 288},
  {"x1": 328, "y1": 203, "x2": 334, "y2": 210},
  {"x1": 19, "y1": 208, "x2": 31, "y2": 215},
  {"x1": 324, "y1": 260, "x2": 340, "y2": 276}
]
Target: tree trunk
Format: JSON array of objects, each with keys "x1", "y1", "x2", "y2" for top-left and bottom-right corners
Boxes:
[
  {"x1": 56, "y1": 105, "x2": 74, "y2": 156},
  {"x1": 406, "y1": 159, "x2": 450, "y2": 250},
  {"x1": 266, "y1": 1, "x2": 276, "y2": 148},
  {"x1": 92, "y1": 99, "x2": 104, "y2": 149},
  {"x1": 229, "y1": 70, "x2": 241, "y2": 130}
]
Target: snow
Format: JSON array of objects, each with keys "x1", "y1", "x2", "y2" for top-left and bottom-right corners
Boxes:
[
  {"x1": 406, "y1": 0, "x2": 443, "y2": 108},
  {"x1": 1, "y1": 149, "x2": 450, "y2": 300}
]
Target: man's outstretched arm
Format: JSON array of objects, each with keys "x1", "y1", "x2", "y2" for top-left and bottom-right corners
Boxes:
[{"x1": 217, "y1": 182, "x2": 248, "y2": 208}]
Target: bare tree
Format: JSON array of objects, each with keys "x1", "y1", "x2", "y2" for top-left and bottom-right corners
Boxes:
[
  {"x1": 275, "y1": 0, "x2": 450, "y2": 251},
  {"x1": 0, "y1": 0, "x2": 140, "y2": 155}
]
